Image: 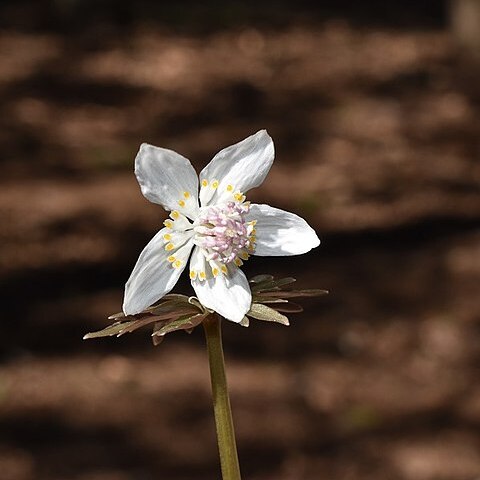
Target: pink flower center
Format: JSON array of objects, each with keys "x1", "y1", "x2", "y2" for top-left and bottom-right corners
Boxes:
[{"x1": 194, "y1": 201, "x2": 254, "y2": 264}]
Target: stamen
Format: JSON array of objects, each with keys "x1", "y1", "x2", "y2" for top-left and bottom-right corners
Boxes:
[
  {"x1": 163, "y1": 233, "x2": 172, "y2": 241},
  {"x1": 170, "y1": 211, "x2": 180, "y2": 220},
  {"x1": 164, "y1": 219, "x2": 173, "y2": 228},
  {"x1": 201, "y1": 179, "x2": 208, "y2": 187},
  {"x1": 234, "y1": 258, "x2": 243, "y2": 266},
  {"x1": 189, "y1": 270, "x2": 197, "y2": 279},
  {"x1": 173, "y1": 260, "x2": 182, "y2": 268},
  {"x1": 165, "y1": 243, "x2": 175, "y2": 251},
  {"x1": 183, "y1": 191, "x2": 190, "y2": 199},
  {"x1": 178, "y1": 200, "x2": 186, "y2": 207},
  {"x1": 221, "y1": 265, "x2": 228, "y2": 274},
  {"x1": 226, "y1": 184, "x2": 234, "y2": 192},
  {"x1": 234, "y1": 192, "x2": 245, "y2": 202},
  {"x1": 212, "y1": 267, "x2": 219, "y2": 277},
  {"x1": 199, "y1": 271, "x2": 207, "y2": 280},
  {"x1": 212, "y1": 180, "x2": 219, "y2": 189},
  {"x1": 167, "y1": 256, "x2": 176, "y2": 263}
]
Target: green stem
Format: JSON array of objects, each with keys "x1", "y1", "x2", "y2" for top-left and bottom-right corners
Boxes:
[{"x1": 203, "y1": 314, "x2": 242, "y2": 480}]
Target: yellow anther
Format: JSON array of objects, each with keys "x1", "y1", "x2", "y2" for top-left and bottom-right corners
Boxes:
[
  {"x1": 239, "y1": 252, "x2": 249, "y2": 260},
  {"x1": 201, "y1": 179, "x2": 208, "y2": 188},
  {"x1": 251, "y1": 228, "x2": 257, "y2": 235},
  {"x1": 189, "y1": 270, "x2": 197, "y2": 279},
  {"x1": 171, "y1": 210, "x2": 179, "y2": 220},
  {"x1": 164, "y1": 219, "x2": 173, "y2": 228},
  {"x1": 226, "y1": 184, "x2": 234, "y2": 192},
  {"x1": 178, "y1": 199, "x2": 186, "y2": 207},
  {"x1": 250, "y1": 235, "x2": 256, "y2": 243},
  {"x1": 183, "y1": 191, "x2": 190, "y2": 199},
  {"x1": 212, "y1": 267, "x2": 219, "y2": 277},
  {"x1": 165, "y1": 243, "x2": 175, "y2": 251},
  {"x1": 212, "y1": 180, "x2": 219, "y2": 189},
  {"x1": 234, "y1": 192, "x2": 245, "y2": 202},
  {"x1": 248, "y1": 219, "x2": 257, "y2": 226},
  {"x1": 173, "y1": 260, "x2": 182, "y2": 268},
  {"x1": 163, "y1": 233, "x2": 172, "y2": 241},
  {"x1": 167, "y1": 255, "x2": 176, "y2": 263},
  {"x1": 221, "y1": 265, "x2": 228, "y2": 274},
  {"x1": 199, "y1": 271, "x2": 206, "y2": 280},
  {"x1": 234, "y1": 258, "x2": 243, "y2": 267}
]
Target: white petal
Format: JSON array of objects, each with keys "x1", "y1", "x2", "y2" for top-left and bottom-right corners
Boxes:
[
  {"x1": 191, "y1": 265, "x2": 252, "y2": 323},
  {"x1": 199, "y1": 130, "x2": 274, "y2": 205},
  {"x1": 123, "y1": 229, "x2": 194, "y2": 315},
  {"x1": 246, "y1": 204, "x2": 320, "y2": 256},
  {"x1": 135, "y1": 143, "x2": 199, "y2": 219}
]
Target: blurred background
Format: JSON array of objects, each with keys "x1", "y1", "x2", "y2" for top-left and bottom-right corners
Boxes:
[{"x1": 1, "y1": 0, "x2": 480, "y2": 479}]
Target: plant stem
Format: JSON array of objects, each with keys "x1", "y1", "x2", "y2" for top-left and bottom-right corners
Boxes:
[{"x1": 203, "y1": 314, "x2": 242, "y2": 480}]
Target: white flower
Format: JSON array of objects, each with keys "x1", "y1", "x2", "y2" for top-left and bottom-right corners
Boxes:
[{"x1": 123, "y1": 130, "x2": 320, "y2": 323}]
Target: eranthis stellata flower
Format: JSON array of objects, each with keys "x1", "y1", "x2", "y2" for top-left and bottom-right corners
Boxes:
[{"x1": 123, "y1": 130, "x2": 320, "y2": 323}]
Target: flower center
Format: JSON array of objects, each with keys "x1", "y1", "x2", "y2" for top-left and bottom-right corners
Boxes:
[{"x1": 194, "y1": 201, "x2": 256, "y2": 266}]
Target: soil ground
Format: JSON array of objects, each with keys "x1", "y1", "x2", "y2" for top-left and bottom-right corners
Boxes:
[{"x1": 1, "y1": 2, "x2": 480, "y2": 479}]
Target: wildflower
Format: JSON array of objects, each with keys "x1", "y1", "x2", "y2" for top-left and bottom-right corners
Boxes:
[{"x1": 123, "y1": 130, "x2": 320, "y2": 323}]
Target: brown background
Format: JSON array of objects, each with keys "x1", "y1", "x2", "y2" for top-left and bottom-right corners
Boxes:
[{"x1": 1, "y1": 1, "x2": 480, "y2": 479}]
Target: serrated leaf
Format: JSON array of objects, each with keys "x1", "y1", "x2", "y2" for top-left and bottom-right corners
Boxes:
[
  {"x1": 247, "y1": 303, "x2": 290, "y2": 326},
  {"x1": 152, "y1": 313, "x2": 207, "y2": 337}
]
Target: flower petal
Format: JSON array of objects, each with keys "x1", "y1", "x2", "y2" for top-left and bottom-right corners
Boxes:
[
  {"x1": 135, "y1": 143, "x2": 199, "y2": 219},
  {"x1": 246, "y1": 204, "x2": 320, "y2": 256},
  {"x1": 199, "y1": 130, "x2": 274, "y2": 205},
  {"x1": 123, "y1": 228, "x2": 194, "y2": 315},
  {"x1": 191, "y1": 263, "x2": 252, "y2": 323}
]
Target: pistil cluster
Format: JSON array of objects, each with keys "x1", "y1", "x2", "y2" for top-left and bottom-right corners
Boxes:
[{"x1": 194, "y1": 201, "x2": 256, "y2": 272}]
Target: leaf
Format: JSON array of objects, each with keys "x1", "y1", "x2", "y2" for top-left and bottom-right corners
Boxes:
[
  {"x1": 252, "y1": 297, "x2": 289, "y2": 304},
  {"x1": 150, "y1": 300, "x2": 198, "y2": 316},
  {"x1": 250, "y1": 274, "x2": 274, "y2": 283},
  {"x1": 83, "y1": 317, "x2": 157, "y2": 339},
  {"x1": 270, "y1": 302, "x2": 303, "y2": 313},
  {"x1": 108, "y1": 294, "x2": 193, "y2": 320},
  {"x1": 255, "y1": 277, "x2": 297, "y2": 292},
  {"x1": 152, "y1": 313, "x2": 208, "y2": 337},
  {"x1": 188, "y1": 296, "x2": 209, "y2": 312},
  {"x1": 257, "y1": 289, "x2": 329, "y2": 299},
  {"x1": 247, "y1": 303, "x2": 290, "y2": 326},
  {"x1": 162, "y1": 294, "x2": 191, "y2": 302},
  {"x1": 239, "y1": 316, "x2": 250, "y2": 327},
  {"x1": 270, "y1": 277, "x2": 297, "y2": 288},
  {"x1": 152, "y1": 325, "x2": 165, "y2": 346}
]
